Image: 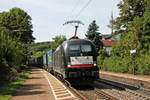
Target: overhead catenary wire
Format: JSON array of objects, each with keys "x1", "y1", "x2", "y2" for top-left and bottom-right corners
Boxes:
[
  {"x1": 65, "y1": 0, "x2": 81, "y2": 26},
  {"x1": 63, "y1": 0, "x2": 93, "y2": 28},
  {"x1": 59, "y1": 0, "x2": 81, "y2": 35},
  {"x1": 60, "y1": 0, "x2": 93, "y2": 37},
  {"x1": 74, "y1": 0, "x2": 93, "y2": 19},
  {"x1": 69, "y1": 0, "x2": 81, "y2": 19}
]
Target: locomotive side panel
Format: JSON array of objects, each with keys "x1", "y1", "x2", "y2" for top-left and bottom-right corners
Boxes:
[
  {"x1": 43, "y1": 54, "x2": 47, "y2": 69},
  {"x1": 46, "y1": 50, "x2": 53, "y2": 72},
  {"x1": 53, "y1": 46, "x2": 66, "y2": 77}
]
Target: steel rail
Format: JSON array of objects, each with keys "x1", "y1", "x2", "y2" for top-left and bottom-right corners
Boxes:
[
  {"x1": 95, "y1": 89, "x2": 119, "y2": 100},
  {"x1": 96, "y1": 79, "x2": 150, "y2": 100}
]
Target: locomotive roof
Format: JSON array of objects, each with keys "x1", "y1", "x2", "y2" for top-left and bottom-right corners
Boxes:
[
  {"x1": 63, "y1": 38, "x2": 92, "y2": 44},
  {"x1": 55, "y1": 39, "x2": 94, "y2": 52}
]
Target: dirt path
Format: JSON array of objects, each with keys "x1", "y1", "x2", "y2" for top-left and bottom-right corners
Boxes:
[{"x1": 10, "y1": 67, "x2": 55, "y2": 100}]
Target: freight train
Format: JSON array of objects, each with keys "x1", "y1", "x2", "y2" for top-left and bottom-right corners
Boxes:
[{"x1": 33, "y1": 38, "x2": 99, "y2": 84}]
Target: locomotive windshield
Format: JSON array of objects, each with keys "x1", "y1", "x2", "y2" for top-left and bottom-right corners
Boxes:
[
  {"x1": 81, "y1": 44, "x2": 92, "y2": 52},
  {"x1": 69, "y1": 45, "x2": 80, "y2": 53},
  {"x1": 69, "y1": 44, "x2": 92, "y2": 54}
]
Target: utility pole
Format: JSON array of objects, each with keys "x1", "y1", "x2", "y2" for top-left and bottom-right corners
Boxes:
[
  {"x1": 63, "y1": 20, "x2": 84, "y2": 38},
  {"x1": 111, "y1": 10, "x2": 114, "y2": 35}
]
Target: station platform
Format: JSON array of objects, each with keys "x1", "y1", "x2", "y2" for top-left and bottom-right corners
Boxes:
[
  {"x1": 100, "y1": 71, "x2": 150, "y2": 89},
  {"x1": 10, "y1": 67, "x2": 55, "y2": 100},
  {"x1": 10, "y1": 67, "x2": 78, "y2": 100}
]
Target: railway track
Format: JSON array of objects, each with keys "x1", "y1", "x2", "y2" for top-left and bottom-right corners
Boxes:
[
  {"x1": 96, "y1": 79, "x2": 150, "y2": 100},
  {"x1": 67, "y1": 78, "x2": 150, "y2": 100},
  {"x1": 67, "y1": 85, "x2": 89, "y2": 100},
  {"x1": 46, "y1": 70, "x2": 150, "y2": 100},
  {"x1": 95, "y1": 89, "x2": 119, "y2": 100},
  {"x1": 69, "y1": 83, "x2": 120, "y2": 100},
  {"x1": 53, "y1": 72, "x2": 120, "y2": 100},
  {"x1": 62, "y1": 80, "x2": 89, "y2": 100}
]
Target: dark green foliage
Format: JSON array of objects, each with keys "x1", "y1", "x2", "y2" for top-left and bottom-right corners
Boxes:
[
  {"x1": 0, "y1": 29, "x2": 25, "y2": 81},
  {"x1": 51, "y1": 35, "x2": 66, "y2": 50},
  {"x1": 114, "y1": 0, "x2": 145, "y2": 33},
  {"x1": 29, "y1": 41, "x2": 51, "y2": 58},
  {"x1": 102, "y1": 56, "x2": 130, "y2": 73},
  {"x1": 85, "y1": 20, "x2": 102, "y2": 51},
  {"x1": 30, "y1": 42, "x2": 51, "y2": 51},
  {"x1": 30, "y1": 35, "x2": 66, "y2": 58},
  {"x1": 93, "y1": 33, "x2": 103, "y2": 51},
  {"x1": 85, "y1": 20, "x2": 99, "y2": 40},
  {"x1": 0, "y1": 8, "x2": 35, "y2": 44},
  {"x1": 0, "y1": 7, "x2": 34, "y2": 82},
  {"x1": 97, "y1": 49, "x2": 107, "y2": 68},
  {"x1": 136, "y1": 53, "x2": 150, "y2": 75},
  {"x1": 0, "y1": 69, "x2": 30, "y2": 100}
]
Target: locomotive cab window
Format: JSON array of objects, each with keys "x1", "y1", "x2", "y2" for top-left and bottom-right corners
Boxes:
[
  {"x1": 69, "y1": 45, "x2": 80, "y2": 53},
  {"x1": 81, "y1": 44, "x2": 92, "y2": 52}
]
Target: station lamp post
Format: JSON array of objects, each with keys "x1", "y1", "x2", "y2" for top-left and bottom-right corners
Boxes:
[{"x1": 130, "y1": 49, "x2": 137, "y2": 75}]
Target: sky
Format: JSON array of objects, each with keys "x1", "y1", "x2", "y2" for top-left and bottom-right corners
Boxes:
[{"x1": 0, "y1": 0, "x2": 121, "y2": 42}]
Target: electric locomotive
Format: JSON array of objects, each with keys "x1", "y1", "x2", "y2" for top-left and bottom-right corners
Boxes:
[{"x1": 52, "y1": 38, "x2": 99, "y2": 84}]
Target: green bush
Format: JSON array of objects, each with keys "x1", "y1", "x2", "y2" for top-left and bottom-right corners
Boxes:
[
  {"x1": 0, "y1": 29, "x2": 26, "y2": 81},
  {"x1": 101, "y1": 56, "x2": 129, "y2": 73},
  {"x1": 98, "y1": 52, "x2": 150, "y2": 75},
  {"x1": 136, "y1": 53, "x2": 150, "y2": 75}
]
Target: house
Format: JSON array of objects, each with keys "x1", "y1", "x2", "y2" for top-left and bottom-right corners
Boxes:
[{"x1": 102, "y1": 39, "x2": 114, "y2": 56}]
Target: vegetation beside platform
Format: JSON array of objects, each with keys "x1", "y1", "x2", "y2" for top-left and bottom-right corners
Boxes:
[
  {"x1": 0, "y1": 8, "x2": 34, "y2": 82},
  {"x1": 0, "y1": 68, "x2": 31, "y2": 100},
  {"x1": 98, "y1": 52, "x2": 150, "y2": 75},
  {"x1": 98, "y1": 0, "x2": 150, "y2": 75}
]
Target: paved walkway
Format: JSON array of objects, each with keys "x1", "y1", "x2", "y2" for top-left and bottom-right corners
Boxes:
[
  {"x1": 100, "y1": 71, "x2": 150, "y2": 82},
  {"x1": 10, "y1": 67, "x2": 55, "y2": 100},
  {"x1": 100, "y1": 71, "x2": 150, "y2": 89}
]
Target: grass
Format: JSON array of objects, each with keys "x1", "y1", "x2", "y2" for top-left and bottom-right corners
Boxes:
[{"x1": 0, "y1": 69, "x2": 31, "y2": 100}]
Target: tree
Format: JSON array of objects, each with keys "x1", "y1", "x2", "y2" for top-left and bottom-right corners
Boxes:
[
  {"x1": 114, "y1": 0, "x2": 145, "y2": 33},
  {"x1": 0, "y1": 8, "x2": 35, "y2": 44},
  {"x1": 141, "y1": 0, "x2": 150, "y2": 52},
  {"x1": 99, "y1": 0, "x2": 150, "y2": 75},
  {"x1": 85, "y1": 20, "x2": 102, "y2": 51},
  {"x1": 29, "y1": 41, "x2": 52, "y2": 58},
  {"x1": 85, "y1": 20, "x2": 99, "y2": 40},
  {"x1": 0, "y1": 8, "x2": 35, "y2": 81},
  {"x1": 93, "y1": 33, "x2": 103, "y2": 51},
  {"x1": 116, "y1": 0, "x2": 150, "y2": 53},
  {"x1": 51, "y1": 35, "x2": 66, "y2": 49},
  {"x1": 0, "y1": 27, "x2": 26, "y2": 81}
]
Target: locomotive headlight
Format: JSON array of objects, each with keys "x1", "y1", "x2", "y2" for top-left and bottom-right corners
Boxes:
[
  {"x1": 94, "y1": 61, "x2": 96, "y2": 66},
  {"x1": 67, "y1": 64, "x2": 71, "y2": 67},
  {"x1": 67, "y1": 62, "x2": 71, "y2": 67}
]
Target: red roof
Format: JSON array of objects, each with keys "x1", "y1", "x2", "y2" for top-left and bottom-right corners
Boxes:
[{"x1": 102, "y1": 39, "x2": 114, "y2": 47}]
